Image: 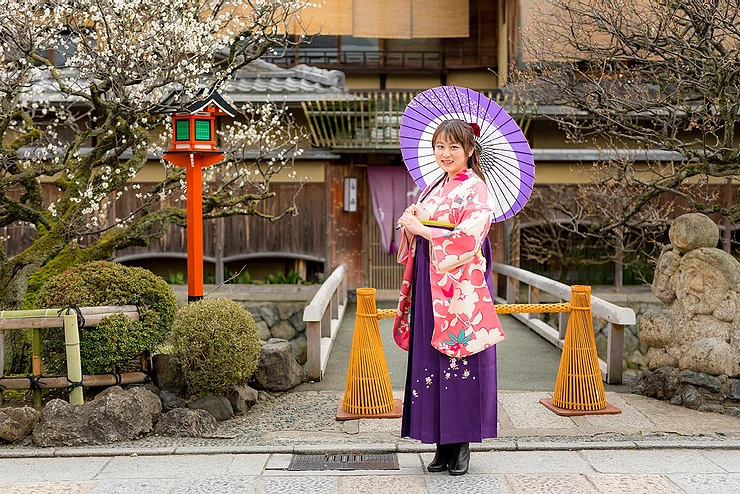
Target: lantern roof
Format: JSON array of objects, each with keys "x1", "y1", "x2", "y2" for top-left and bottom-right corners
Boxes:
[{"x1": 152, "y1": 88, "x2": 237, "y2": 117}]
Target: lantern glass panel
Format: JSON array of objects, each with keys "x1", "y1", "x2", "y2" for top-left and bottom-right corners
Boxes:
[
  {"x1": 194, "y1": 119, "x2": 211, "y2": 141},
  {"x1": 175, "y1": 120, "x2": 190, "y2": 141}
]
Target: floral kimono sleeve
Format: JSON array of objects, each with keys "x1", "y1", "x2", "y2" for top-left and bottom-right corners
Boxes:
[{"x1": 428, "y1": 180, "x2": 493, "y2": 273}]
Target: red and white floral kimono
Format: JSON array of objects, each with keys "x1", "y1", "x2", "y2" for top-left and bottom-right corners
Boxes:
[{"x1": 393, "y1": 168, "x2": 506, "y2": 357}]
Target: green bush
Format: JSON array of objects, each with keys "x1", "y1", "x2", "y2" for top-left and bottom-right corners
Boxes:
[
  {"x1": 38, "y1": 261, "x2": 177, "y2": 375},
  {"x1": 170, "y1": 298, "x2": 261, "y2": 395}
]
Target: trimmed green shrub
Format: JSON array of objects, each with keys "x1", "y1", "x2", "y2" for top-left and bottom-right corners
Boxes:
[
  {"x1": 38, "y1": 261, "x2": 177, "y2": 375},
  {"x1": 170, "y1": 298, "x2": 261, "y2": 395}
]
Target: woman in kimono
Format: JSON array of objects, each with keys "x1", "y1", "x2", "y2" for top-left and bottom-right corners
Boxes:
[{"x1": 395, "y1": 119, "x2": 506, "y2": 476}]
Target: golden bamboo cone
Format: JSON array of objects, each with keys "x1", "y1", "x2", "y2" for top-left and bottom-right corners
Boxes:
[
  {"x1": 551, "y1": 286, "x2": 607, "y2": 411},
  {"x1": 342, "y1": 288, "x2": 395, "y2": 415}
]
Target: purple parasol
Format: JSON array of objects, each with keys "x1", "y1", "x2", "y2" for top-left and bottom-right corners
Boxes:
[{"x1": 400, "y1": 85, "x2": 535, "y2": 222}]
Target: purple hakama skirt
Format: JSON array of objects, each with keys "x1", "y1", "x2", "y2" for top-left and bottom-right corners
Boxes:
[{"x1": 401, "y1": 236, "x2": 498, "y2": 445}]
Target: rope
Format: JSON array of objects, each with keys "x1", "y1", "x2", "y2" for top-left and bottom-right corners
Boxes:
[
  {"x1": 67, "y1": 377, "x2": 88, "y2": 393},
  {"x1": 26, "y1": 374, "x2": 43, "y2": 390},
  {"x1": 57, "y1": 304, "x2": 86, "y2": 329},
  {"x1": 109, "y1": 372, "x2": 123, "y2": 385},
  {"x1": 376, "y1": 303, "x2": 575, "y2": 320}
]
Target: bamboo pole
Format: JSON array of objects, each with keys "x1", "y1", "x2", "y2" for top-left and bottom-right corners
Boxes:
[
  {"x1": 63, "y1": 313, "x2": 84, "y2": 405},
  {"x1": 31, "y1": 327, "x2": 42, "y2": 409},
  {"x1": 0, "y1": 372, "x2": 148, "y2": 390},
  {"x1": 0, "y1": 329, "x2": 4, "y2": 379},
  {"x1": 0, "y1": 310, "x2": 139, "y2": 330}
]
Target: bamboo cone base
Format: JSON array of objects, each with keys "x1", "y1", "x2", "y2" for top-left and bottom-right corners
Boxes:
[
  {"x1": 539, "y1": 398, "x2": 621, "y2": 416},
  {"x1": 336, "y1": 399, "x2": 403, "y2": 421}
]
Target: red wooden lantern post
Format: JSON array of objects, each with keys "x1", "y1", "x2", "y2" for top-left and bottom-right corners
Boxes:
[{"x1": 156, "y1": 91, "x2": 237, "y2": 302}]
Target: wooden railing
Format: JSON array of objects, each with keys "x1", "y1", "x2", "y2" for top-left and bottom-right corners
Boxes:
[
  {"x1": 301, "y1": 90, "x2": 533, "y2": 150},
  {"x1": 303, "y1": 264, "x2": 349, "y2": 381},
  {"x1": 263, "y1": 50, "x2": 445, "y2": 71},
  {"x1": 490, "y1": 263, "x2": 636, "y2": 384}
]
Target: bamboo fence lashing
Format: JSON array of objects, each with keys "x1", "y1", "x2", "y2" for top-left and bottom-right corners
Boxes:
[{"x1": 337, "y1": 287, "x2": 402, "y2": 420}]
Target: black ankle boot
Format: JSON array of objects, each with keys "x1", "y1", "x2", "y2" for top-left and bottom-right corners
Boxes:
[
  {"x1": 448, "y1": 442, "x2": 470, "y2": 476},
  {"x1": 427, "y1": 443, "x2": 451, "y2": 472}
]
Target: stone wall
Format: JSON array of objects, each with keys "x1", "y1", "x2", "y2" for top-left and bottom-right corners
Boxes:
[{"x1": 243, "y1": 302, "x2": 307, "y2": 365}]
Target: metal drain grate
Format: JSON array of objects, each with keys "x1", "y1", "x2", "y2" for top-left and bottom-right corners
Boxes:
[{"x1": 288, "y1": 452, "x2": 399, "y2": 471}]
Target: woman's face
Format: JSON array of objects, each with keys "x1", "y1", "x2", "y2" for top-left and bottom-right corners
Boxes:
[{"x1": 434, "y1": 132, "x2": 472, "y2": 178}]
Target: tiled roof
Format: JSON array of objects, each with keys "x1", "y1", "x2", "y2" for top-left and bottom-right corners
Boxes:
[{"x1": 19, "y1": 60, "x2": 346, "y2": 106}]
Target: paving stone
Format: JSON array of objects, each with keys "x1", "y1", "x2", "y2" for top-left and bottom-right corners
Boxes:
[
  {"x1": 619, "y1": 394, "x2": 740, "y2": 434},
  {"x1": 587, "y1": 474, "x2": 683, "y2": 493},
  {"x1": 96, "y1": 454, "x2": 234, "y2": 479},
  {"x1": 668, "y1": 473, "x2": 740, "y2": 494},
  {"x1": 173, "y1": 476, "x2": 257, "y2": 493},
  {"x1": 265, "y1": 454, "x2": 292, "y2": 470},
  {"x1": 579, "y1": 393, "x2": 656, "y2": 433},
  {"x1": 698, "y1": 449, "x2": 740, "y2": 472},
  {"x1": 339, "y1": 475, "x2": 427, "y2": 493},
  {"x1": 0, "y1": 482, "x2": 95, "y2": 494},
  {"x1": 259, "y1": 476, "x2": 339, "y2": 494},
  {"x1": 436, "y1": 450, "x2": 593, "y2": 474},
  {"x1": 358, "y1": 418, "x2": 402, "y2": 433},
  {"x1": 498, "y1": 392, "x2": 577, "y2": 430},
  {"x1": 91, "y1": 479, "x2": 176, "y2": 494},
  {"x1": 225, "y1": 454, "x2": 269, "y2": 475},
  {"x1": 0, "y1": 457, "x2": 110, "y2": 481},
  {"x1": 505, "y1": 473, "x2": 598, "y2": 493},
  {"x1": 425, "y1": 474, "x2": 508, "y2": 494},
  {"x1": 581, "y1": 449, "x2": 726, "y2": 474}
]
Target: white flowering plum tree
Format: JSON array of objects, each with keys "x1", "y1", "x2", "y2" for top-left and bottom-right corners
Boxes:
[{"x1": 0, "y1": 0, "x2": 311, "y2": 372}]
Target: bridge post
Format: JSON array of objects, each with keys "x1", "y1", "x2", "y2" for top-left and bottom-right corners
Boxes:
[{"x1": 606, "y1": 323, "x2": 625, "y2": 384}]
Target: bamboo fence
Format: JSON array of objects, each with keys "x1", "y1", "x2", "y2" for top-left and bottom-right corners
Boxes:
[{"x1": 0, "y1": 305, "x2": 143, "y2": 409}]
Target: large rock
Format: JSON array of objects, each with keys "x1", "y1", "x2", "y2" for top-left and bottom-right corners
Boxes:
[
  {"x1": 252, "y1": 338, "x2": 302, "y2": 391},
  {"x1": 271, "y1": 320, "x2": 296, "y2": 341},
  {"x1": 188, "y1": 395, "x2": 234, "y2": 421},
  {"x1": 160, "y1": 390, "x2": 187, "y2": 412},
  {"x1": 259, "y1": 304, "x2": 280, "y2": 328},
  {"x1": 633, "y1": 366, "x2": 680, "y2": 400},
  {"x1": 679, "y1": 369, "x2": 722, "y2": 393},
  {"x1": 289, "y1": 309, "x2": 307, "y2": 333},
  {"x1": 669, "y1": 213, "x2": 720, "y2": 253},
  {"x1": 679, "y1": 338, "x2": 737, "y2": 377},
  {"x1": 154, "y1": 408, "x2": 218, "y2": 437},
  {"x1": 227, "y1": 385, "x2": 259, "y2": 415},
  {"x1": 32, "y1": 386, "x2": 161, "y2": 446},
  {"x1": 256, "y1": 321, "x2": 271, "y2": 341},
  {"x1": 290, "y1": 333, "x2": 308, "y2": 365},
  {"x1": 0, "y1": 407, "x2": 41, "y2": 443},
  {"x1": 152, "y1": 354, "x2": 186, "y2": 396}
]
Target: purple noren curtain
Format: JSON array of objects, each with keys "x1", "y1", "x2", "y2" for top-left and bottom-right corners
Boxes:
[{"x1": 367, "y1": 166, "x2": 420, "y2": 255}]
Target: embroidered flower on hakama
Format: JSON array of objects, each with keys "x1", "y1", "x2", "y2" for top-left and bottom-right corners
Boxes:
[
  {"x1": 462, "y1": 369, "x2": 470, "y2": 379},
  {"x1": 449, "y1": 357, "x2": 458, "y2": 370},
  {"x1": 412, "y1": 390, "x2": 418, "y2": 398},
  {"x1": 425, "y1": 376, "x2": 433, "y2": 388},
  {"x1": 445, "y1": 372, "x2": 451, "y2": 380}
]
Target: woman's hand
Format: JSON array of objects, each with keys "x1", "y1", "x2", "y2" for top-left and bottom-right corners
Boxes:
[{"x1": 397, "y1": 205, "x2": 431, "y2": 240}]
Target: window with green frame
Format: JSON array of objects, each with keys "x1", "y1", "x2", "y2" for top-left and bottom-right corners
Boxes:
[{"x1": 194, "y1": 119, "x2": 211, "y2": 141}]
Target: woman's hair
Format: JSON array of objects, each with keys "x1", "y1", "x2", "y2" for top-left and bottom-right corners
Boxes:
[{"x1": 431, "y1": 119, "x2": 486, "y2": 183}]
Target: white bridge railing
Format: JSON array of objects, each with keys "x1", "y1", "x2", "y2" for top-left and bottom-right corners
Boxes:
[
  {"x1": 491, "y1": 263, "x2": 636, "y2": 384},
  {"x1": 304, "y1": 264, "x2": 348, "y2": 381}
]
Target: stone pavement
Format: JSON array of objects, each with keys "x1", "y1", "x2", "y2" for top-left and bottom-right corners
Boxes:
[{"x1": 1, "y1": 448, "x2": 740, "y2": 493}]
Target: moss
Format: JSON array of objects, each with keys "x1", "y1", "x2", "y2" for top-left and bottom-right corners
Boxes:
[
  {"x1": 171, "y1": 298, "x2": 261, "y2": 395},
  {"x1": 38, "y1": 261, "x2": 177, "y2": 374}
]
